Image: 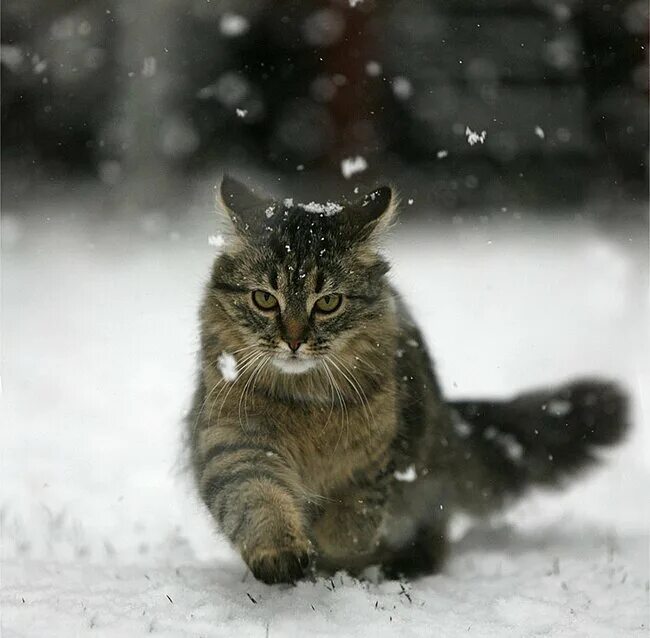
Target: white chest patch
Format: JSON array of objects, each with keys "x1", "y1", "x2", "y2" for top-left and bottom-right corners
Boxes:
[{"x1": 272, "y1": 358, "x2": 318, "y2": 375}]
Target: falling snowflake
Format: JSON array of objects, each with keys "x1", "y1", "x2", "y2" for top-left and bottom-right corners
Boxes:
[
  {"x1": 0, "y1": 45, "x2": 23, "y2": 72},
  {"x1": 32, "y1": 55, "x2": 48, "y2": 75},
  {"x1": 365, "y1": 61, "x2": 382, "y2": 77},
  {"x1": 265, "y1": 205, "x2": 275, "y2": 219},
  {"x1": 394, "y1": 465, "x2": 417, "y2": 482},
  {"x1": 220, "y1": 12, "x2": 249, "y2": 37},
  {"x1": 349, "y1": 0, "x2": 364, "y2": 6},
  {"x1": 465, "y1": 126, "x2": 487, "y2": 146},
  {"x1": 236, "y1": 108, "x2": 248, "y2": 118},
  {"x1": 208, "y1": 234, "x2": 226, "y2": 248},
  {"x1": 436, "y1": 149, "x2": 449, "y2": 159},
  {"x1": 142, "y1": 56, "x2": 156, "y2": 78},
  {"x1": 547, "y1": 399, "x2": 572, "y2": 416},
  {"x1": 535, "y1": 126, "x2": 545, "y2": 139},
  {"x1": 391, "y1": 76, "x2": 413, "y2": 100},
  {"x1": 407, "y1": 198, "x2": 414, "y2": 205},
  {"x1": 341, "y1": 156, "x2": 368, "y2": 179},
  {"x1": 217, "y1": 353, "x2": 238, "y2": 382}
]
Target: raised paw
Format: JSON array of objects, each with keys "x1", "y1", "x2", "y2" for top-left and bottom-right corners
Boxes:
[{"x1": 247, "y1": 544, "x2": 312, "y2": 584}]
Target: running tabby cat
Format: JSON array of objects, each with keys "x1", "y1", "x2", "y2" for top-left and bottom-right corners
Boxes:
[{"x1": 187, "y1": 175, "x2": 628, "y2": 584}]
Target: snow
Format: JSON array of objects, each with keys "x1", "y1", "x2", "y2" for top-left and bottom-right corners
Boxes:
[
  {"x1": 142, "y1": 56, "x2": 156, "y2": 78},
  {"x1": 32, "y1": 55, "x2": 48, "y2": 75},
  {"x1": 217, "y1": 353, "x2": 238, "y2": 382},
  {"x1": 394, "y1": 466, "x2": 418, "y2": 482},
  {"x1": 365, "y1": 61, "x2": 382, "y2": 77},
  {"x1": 236, "y1": 108, "x2": 248, "y2": 118},
  {"x1": 298, "y1": 201, "x2": 343, "y2": 216},
  {"x1": 465, "y1": 126, "x2": 487, "y2": 146},
  {"x1": 340, "y1": 156, "x2": 368, "y2": 179},
  {"x1": 0, "y1": 44, "x2": 24, "y2": 71},
  {"x1": 391, "y1": 76, "x2": 413, "y2": 100},
  {"x1": 1, "y1": 207, "x2": 648, "y2": 637},
  {"x1": 546, "y1": 399, "x2": 572, "y2": 417},
  {"x1": 208, "y1": 234, "x2": 226, "y2": 249},
  {"x1": 535, "y1": 125, "x2": 546, "y2": 140},
  {"x1": 219, "y1": 13, "x2": 250, "y2": 37},
  {"x1": 436, "y1": 149, "x2": 449, "y2": 159}
]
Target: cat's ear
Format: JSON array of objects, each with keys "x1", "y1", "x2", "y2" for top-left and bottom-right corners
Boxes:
[
  {"x1": 216, "y1": 174, "x2": 273, "y2": 241},
  {"x1": 344, "y1": 186, "x2": 399, "y2": 243}
]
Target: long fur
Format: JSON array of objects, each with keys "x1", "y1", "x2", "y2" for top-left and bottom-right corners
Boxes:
[{"x1": 186, "y1": 176, "x2": 630, "y2": 583}]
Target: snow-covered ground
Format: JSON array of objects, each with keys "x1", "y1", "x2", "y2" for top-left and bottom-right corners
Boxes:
[{"x1": 1, "y1": 204, "x2": 648, "y2": 636}]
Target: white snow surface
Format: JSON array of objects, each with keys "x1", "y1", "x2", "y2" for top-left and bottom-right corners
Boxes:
[{"x1": 1, "y1": 207, "x2": 648, "y2": 637}]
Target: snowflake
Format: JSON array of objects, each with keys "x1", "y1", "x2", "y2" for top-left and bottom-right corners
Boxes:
[
  {"x1": 220, "y1": 12, "x2": 249, "y2": 37},
  {"x1": 394, "y1": 465, "x2": 417, "y2": 482},
  {"x1": 217, "y1": 352, "x2": 238, "y2": 382},
  {"x1": 298, "y1": 201, "x2": 343, "y2": 216},
  {"x1": 465, "y1": 126, "x2": 487, "y2": 146},
  {"x1": 208, "y1": 234, "x2": 226, "y2": 248},
  {"x1": 365, "y1": 60, "x2": 382, "y2": 77},
  {"x1": 392, "y1": 76, "x2": 413, "y2": 100},
  {"x1": 341, "y1": 156, "x2": 368, "y2": 179}
]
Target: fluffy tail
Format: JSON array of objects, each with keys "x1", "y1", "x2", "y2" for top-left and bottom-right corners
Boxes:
[{"x1": 449, "y1": 379, "x2": 629, "y2": 506}]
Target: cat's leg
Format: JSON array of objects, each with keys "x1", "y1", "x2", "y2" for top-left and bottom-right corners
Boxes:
[
  {"x1": 381, "y1": 522, "x2": 448, "y2": 579},
  {"x1": 197, "y1": 427, "x2": 311, "y2": 584},
  {"x1": 311, "y1": 484, "x2": 387, "y2": 572}
]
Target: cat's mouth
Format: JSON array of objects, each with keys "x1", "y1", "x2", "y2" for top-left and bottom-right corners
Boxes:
[{"x1": 271, "y1": 354, "x2": 318, "y2": 375}]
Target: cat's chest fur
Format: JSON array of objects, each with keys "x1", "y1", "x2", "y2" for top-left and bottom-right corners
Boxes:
[{"x1": 231, "y1": 387, "x2": 398, "y2": 496}]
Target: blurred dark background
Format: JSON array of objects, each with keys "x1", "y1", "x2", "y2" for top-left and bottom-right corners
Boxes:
[{"x1": 1, "y1": 0, "x2": 648, "y2": 221}]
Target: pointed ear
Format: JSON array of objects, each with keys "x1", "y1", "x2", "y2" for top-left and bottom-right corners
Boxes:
[
  {"x1": 344, "y1": 186, "x2": 399, "y2": 242},
  {"x1": 216, "y1": 174, "x2": 273, "y2": 239}
]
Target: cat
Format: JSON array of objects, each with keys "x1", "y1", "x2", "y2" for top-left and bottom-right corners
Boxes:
[{"x1": 186, "y1": 175, "x2": 629, "y2": 584}]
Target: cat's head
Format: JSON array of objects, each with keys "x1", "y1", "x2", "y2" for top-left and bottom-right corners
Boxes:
[{"x1": 204, "y1": 175, "x2": 399, "y2": 382}]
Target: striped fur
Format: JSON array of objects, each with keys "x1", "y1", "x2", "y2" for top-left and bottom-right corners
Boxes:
[{"x1": 186, "y1": 177, "x2": 629, "y2": 583}]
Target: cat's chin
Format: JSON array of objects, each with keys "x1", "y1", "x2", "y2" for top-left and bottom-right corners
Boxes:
[{"x1": 272, "y1": 357, "x2": 318, "y2": 375}]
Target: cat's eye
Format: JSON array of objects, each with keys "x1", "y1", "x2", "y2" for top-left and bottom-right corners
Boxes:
[
  {"x1": 252, "y1": 290, "x2": 279, "y2": 311},
  {"x1": 314, "y1": 294, "x2": 343, "y2": 314}
]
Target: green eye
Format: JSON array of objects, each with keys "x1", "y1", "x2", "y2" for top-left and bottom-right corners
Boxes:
[
  {"x1": 314, "y1": 294, "x2": 343, "y2": 314},
  {"x1": 252, "y1": 290, "x2": 279, "y2": 311}
]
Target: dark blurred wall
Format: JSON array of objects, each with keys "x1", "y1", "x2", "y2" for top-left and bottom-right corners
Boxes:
[{"x1": 1, "y1": 0, "x2": 647, "y2": 215}]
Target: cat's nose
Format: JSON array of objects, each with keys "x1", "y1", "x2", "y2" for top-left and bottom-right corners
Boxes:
[{"x1": 286, "y1": 339, "x2": 302, "y2": 353}]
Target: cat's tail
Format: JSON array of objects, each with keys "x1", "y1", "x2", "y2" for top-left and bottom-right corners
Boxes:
[{"x1": 448, "y1": 378, "x2": 629, "y2": 510}]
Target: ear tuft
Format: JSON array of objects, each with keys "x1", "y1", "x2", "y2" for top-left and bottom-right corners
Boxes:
[
  {"x1": 219, "y1": 174, "x2": 269, "y2": 214},
  {"x1": 216, "y1": 174, "x2": 272, "y2": 240},
  {"x1": 346, "y1": 185, "x2": 399, "y2": 242}
]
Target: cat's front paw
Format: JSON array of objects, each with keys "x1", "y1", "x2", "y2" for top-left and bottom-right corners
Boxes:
[{"x1": 246, "y1": 540, "x2": 312, "y2": 584}]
